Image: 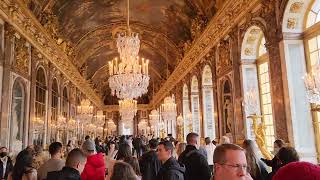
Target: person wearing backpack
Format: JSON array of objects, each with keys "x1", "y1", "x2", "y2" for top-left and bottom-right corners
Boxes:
[{"x1": 178, "y1": 133, "x2": 211, "y2": 180}]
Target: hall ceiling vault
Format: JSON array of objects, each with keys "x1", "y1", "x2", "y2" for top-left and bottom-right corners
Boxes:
[
  {"x1": 24, "y1": 0, "x2": 217, "y2": 105},
  {"x1": 1, "y1": 0, "x2": 258, "y2": 109}
]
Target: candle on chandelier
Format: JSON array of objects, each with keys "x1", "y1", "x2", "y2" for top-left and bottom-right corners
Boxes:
[
  {"x1": 146, "y1": 59, "x2": 149, "y2": 75},
  {"x1": 141, "y1": 58, "x2": 145, "y2": 74},
  {"x1": 108, "y1": 61, "x2": 113, "y2": 75}
]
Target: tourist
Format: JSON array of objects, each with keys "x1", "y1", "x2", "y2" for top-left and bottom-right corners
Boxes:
[
  {"x1": 172, "y1": 141, "x2": 180, "y2": 159},
  {"x1": 46, "y1": 148, "x2": 87, "y2": 180},
  {"x1": 156, "y1": 140, "x2": 185, "y2": 180},
  {"x1": 267, "y1": 146, "x2": 299, "y2": 179},
  {"x1": 106, "y1": 143, "x2": 132, "y2": 179},
  {"x1": 204, "y1": 137, "x2": 216, "y2": 170},
  {"x1": 212, "y1": 144, "x2": 253, "y2": 180},
  {"x1": 107, "y1": 141, "x2": 118, "y2": 160},
  {"x1": 220, "y1": 136, "x2": 231, "y2": 144},
  {"x1": 38, "y1": 142, "x2": 65, "y2": 180},
  {"x1": 272, "y1": 162, "x2": 320, "y2": 180},
  {"x1": 0, "y1": 147, "x2": 13, "y2": 180},
  {"x1": 176, "y1": 143, "x2": 186, "y2": 157},
  {"x1": 110, "y1": 161, "x2": 137, "y2": 180},
  {"x1": 115, "y1": 143, "x2": 132, "y2": 160},
  {"x1": 81, "y1": 139, "x2": 106, "y2": 180},
  {"x1": 8, "y1": 150, "x2": 37, "y2": 180},
  {"x1": 242, "y1": 140, "x2": 268, "y2": 180},
  {"x1": 95, "y1": 137, "x2": 105, "y2": 153},
  {"x1": 178, "y1": 133, "x2": 211, "y2": 180},
  {"x1": 32, "y1": 145, "x2": 47, "y2": 170},
  {"x1": 85, "y1": 135, "x2": 90, "y2": 141},
  {"x1": 139, "y1": 139, "x2": 161, "y2": 180},
  {"x1": 66, "y1": 140, "x2": 74, "y2": 155},
  {"x1": 133, "y1": 136, "x2": 143, "y2": 158},
  {"x1": 124, "y1": 157, "x2": 142, "y2": 180},
  {"x1": 261, "y1": 139, "x2": 285, "y2": 171}
]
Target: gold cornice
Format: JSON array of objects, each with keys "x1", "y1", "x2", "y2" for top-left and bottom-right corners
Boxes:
[
  {"x1": 102, "y1": 104, "x2": 152, "y2": 112},
  {"x1": 0, "y1": 0, "x2": 104, "y2": 108},
  {"x1": 149, "y1": 0, "x2": 260, "y2": 107}
]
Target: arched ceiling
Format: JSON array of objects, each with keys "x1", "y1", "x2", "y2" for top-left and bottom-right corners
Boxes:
[{"x1": 27, "y1": 0, "x2": 217, "y2": 105}]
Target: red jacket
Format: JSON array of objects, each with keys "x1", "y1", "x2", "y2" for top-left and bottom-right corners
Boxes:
[{"x1": 81, "y1": 153, "x2": 106, "y2": 180}]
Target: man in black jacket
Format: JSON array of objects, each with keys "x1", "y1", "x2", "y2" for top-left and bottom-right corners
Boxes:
[
  {"x1": 178, "y1": 133, "x2": 211, "y2": 180},
  {"x1": 0, "y1": 147, "x2": 13, "y2": 180},
  {"x1": 157, "y1": 141, "x2": 185, "y2": 180},
  {"x1": 47, "y1": 148, "x2": 87, "y2": 180},
  {"x1": 139, "y1": 139, "x2": 161, "y2": 180}
]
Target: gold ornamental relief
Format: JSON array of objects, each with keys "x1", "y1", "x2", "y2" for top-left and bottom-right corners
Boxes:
[
  {"x1": 216, "y1": 40, "x2": 232, "y2": 76},
  {"x1": 14, "y1": 38, "x2": 29, "y2": 76}
]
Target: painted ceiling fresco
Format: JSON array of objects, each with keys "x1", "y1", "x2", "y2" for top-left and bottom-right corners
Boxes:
[{"x1": 27, "y1": 0, "x2": 217, "y2": 104}]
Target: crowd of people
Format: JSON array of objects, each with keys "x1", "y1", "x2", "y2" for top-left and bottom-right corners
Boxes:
[{"x1": 0, "y1": 133, "x2": 319, "y2": 180}]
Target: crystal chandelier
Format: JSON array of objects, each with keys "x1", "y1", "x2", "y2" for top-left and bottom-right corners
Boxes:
[
  {"x1": 304, "y1": 64, "x2": 320, "y2": 105},
  {"x1": 33, "y1": 117, "x2": 44, "y2": 126},
  {"x1": 243, "y1": 87, "x2": 260, "y2": 115},
  {"x1": 108, "y1": 57, "x2": 150, "y2": 99},
  {"x1": 149, "y1": 109, "x2": 159, "y2": 128},
  {"x1": 67, "y1": 118, "x2": 77, "y2": 130},
  {"x1": 108, "y1": 0, "x2": 150, "y2": 100},
  {"x1": 77, "y1": 99, "x2": 93, "y2": 115},
  {"x1": 94, "y1": 110, "x2": 105, "y2": 126},
  {"x1": 119, "y1": 99, "x2": 137, "y2": 122},
  {"x1": 161, "y1": 95, "x2": 177, "y2": 120},
  {"x1": 57, "y1": 115, "x2": 66, "y2": 129}
]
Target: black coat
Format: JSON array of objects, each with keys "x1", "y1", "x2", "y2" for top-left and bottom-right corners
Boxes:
[
  {"x1": 139, "y1": 150, "x2": 161, "y2": 180},
  {"x1": 46, "y1": 167, "x2": 81, "y2": 180},
  {"x1": 0, "y1": 156, "x2": 13, "y2": 180},
  {"x1": 157, "y1": 157, "x2": 185, "y2": 180},
  {"x1": 178, "y1": 145, "x2": 212, "y2": 180}
]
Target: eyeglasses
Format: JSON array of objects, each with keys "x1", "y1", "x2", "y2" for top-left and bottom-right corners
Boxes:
[{"x1": 218, "y1": 163, "x2": 250, "y2": 172}]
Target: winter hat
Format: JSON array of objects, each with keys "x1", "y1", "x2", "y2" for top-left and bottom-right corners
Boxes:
[
  {"x1": 272, "y1": 161, "x2": 320, "y2": 180},
  {"x1": 82, "y1": 139, "x2": 96, "y2": 152}
]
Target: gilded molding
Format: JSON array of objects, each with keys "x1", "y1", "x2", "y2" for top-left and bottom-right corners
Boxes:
[
  {"x1": 0, "y1": 0, "x2": 104, "y2": 108},
  {"x1": 150, "y1": 0, "x2": 260, "y2": 107},
  {"x1": 102, "y1": 104, "x2": 152, "y2": 112}
]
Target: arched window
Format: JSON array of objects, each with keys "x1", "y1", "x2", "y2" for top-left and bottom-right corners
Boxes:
[
  {"x1": 182, "y1": 84, "x2": 190, "y2": 141},
  {"x1": 241, "y1": 26, "x2": 275, "y2": 151},
  {"x1": 62, "y1": 87, "x2": 68, "y2": 118},
  {"x1": 10, "y1": 79, "x2": 25, "y2": 152},
  {"x1": 202, "y1": 65, "x2": 215, "y2": 139},
  {"x1": 191, "y1": 76, "x2": 201, "y2": 136},
  {"x1": 305, "y1": 0, "x2": 320, "y2": 157},
  {"x1": 306, "y1": 0, "x2": 320, "y2": 28},
  {"x1": 51, "y1": 78, "x2": 59, "y2": 142},
  {"x1": 35, "y1": 67, "x2": 47, "y2": 146}
]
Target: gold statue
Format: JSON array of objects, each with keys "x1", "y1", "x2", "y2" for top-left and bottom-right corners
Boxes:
[{"x1": 248, "y1": 115, "x2": 273, "y2": 160}]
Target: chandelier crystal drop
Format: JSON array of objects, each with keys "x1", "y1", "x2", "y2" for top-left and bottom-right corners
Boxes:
[
  {"x1": 119, "y1": 99, "x2": 137, "y2": 122},
  {"x1": 304, "y1": 64, "x2": 320, "y2": 104}
]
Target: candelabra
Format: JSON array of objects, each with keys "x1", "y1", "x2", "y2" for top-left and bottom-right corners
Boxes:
[
  {"x1": 304, "y1": 64, "x2": 320, "y2": 110},
  {"x1": 176, "y1": 114, "x2": 184, "y2": 142}
]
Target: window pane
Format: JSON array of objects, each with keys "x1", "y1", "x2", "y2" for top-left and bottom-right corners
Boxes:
[
  {"x1": 310, "y1": 51, "x2": 319, "y2": 66},
  {"x1": 309, "y1": 37, "x2": 318, "y2": 53}
]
